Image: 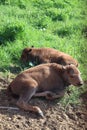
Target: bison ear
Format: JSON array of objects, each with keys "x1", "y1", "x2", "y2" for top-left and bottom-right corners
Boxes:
[
  {"x1": 62, "y1": 65, "x2": 73, "y2": 74},
  {"x1": 76, "y1": 63, "x2": 79, "y2": 67},
  {"x1": 62, "y1": 66, "x2": 66, "y2": 72},
  {"x1": 31, "y1": 45, "x2": 34, "y2": 48},
  {"x1": 28, "y1": 48, "x2": 32, "y2": 53}
]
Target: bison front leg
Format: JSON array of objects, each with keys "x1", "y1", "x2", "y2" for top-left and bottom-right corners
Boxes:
[
  {"x1": 34, "y1": 91, "x2": 65, "y2": 100},
  {"x1": 34, "y1": 91, "x2": 55, "y2": 97},
  {"x1": 16, "y1": 86, "x2": 44, "y2": 117},
  {"x1": 46, "y1": 90, "x2": 65, "y2": 100},
  {"x1": 16, "y1": 100, "x2": 44, "y2": 117}
]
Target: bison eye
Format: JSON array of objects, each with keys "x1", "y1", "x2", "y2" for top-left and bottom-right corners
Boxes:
[
  {"x1": 70, "y1": 75, "x2": 74, "y2": 78},
  {"x1": 70, "y1": 74, "x2": 78, "y2": 78}
]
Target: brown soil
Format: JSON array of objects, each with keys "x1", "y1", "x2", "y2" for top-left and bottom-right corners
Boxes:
[{"x1": 0, "y1": 75, "x2": 87, "y2": 130}]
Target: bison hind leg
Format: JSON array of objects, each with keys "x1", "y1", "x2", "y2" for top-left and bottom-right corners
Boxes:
[{"x1": 16, "y1": 87, "x2": 44, "y2": 117}]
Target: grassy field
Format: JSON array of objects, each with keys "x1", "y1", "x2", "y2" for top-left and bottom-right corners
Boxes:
[{"x1": 0, "y1": 0, "x2": 87, "y2": 105}]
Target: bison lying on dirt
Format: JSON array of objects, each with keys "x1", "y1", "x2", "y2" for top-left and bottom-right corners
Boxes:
[
  {"x1": 21, "y1": 47, "x2": 78, "y2": 67},
  {"x1": 7, "y1": 63, "x2": 83, "y2": 117}
]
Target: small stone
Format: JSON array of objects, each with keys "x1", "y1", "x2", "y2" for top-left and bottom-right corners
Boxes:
[
  {"x1": 57, "y1": 115, "x2": 63, "y2": 122},
  {"x1": 8, "y1": 117, "x2": 11, "y2": 121},
  {"x1": 67, "y1": 113, "x2": 77, "y2": 121}
]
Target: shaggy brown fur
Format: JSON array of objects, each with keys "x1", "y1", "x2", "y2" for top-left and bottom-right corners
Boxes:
[
  {"x1": 7, "y1": 63, "x2": 83, "y2": 117},
  {"x1": 21, "y1": 47, "x2": 78, "y2": 67}
]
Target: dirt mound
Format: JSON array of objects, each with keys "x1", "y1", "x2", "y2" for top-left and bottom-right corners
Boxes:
[{"x1": 0, "y1": 76, "x2": 87, "y2": 130}]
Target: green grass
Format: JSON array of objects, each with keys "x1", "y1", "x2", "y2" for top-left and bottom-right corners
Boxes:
[{"x1": 0, "y1": 0, "x2": 87, "y2": 105}]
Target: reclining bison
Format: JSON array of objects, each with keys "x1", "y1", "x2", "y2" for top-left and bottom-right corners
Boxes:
[
  {"x1": 21, "y1": 47, "x2": 78, "y2": 67},
  {"x1": 7, "y1": 63, "x2": 83, "y2": 117}
]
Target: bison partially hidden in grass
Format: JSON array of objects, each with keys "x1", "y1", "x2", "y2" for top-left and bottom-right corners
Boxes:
[
  {"x1": 7, "y1": 63, "x2": 83, "y2": 117},
  {"x1": 21, "y1": 47, "x2": 78, "y2": 67}
]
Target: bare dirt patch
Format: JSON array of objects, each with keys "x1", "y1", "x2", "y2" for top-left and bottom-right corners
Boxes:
[{"x1": 0, "y1": 76, "x2": 87, "y2": 130}]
